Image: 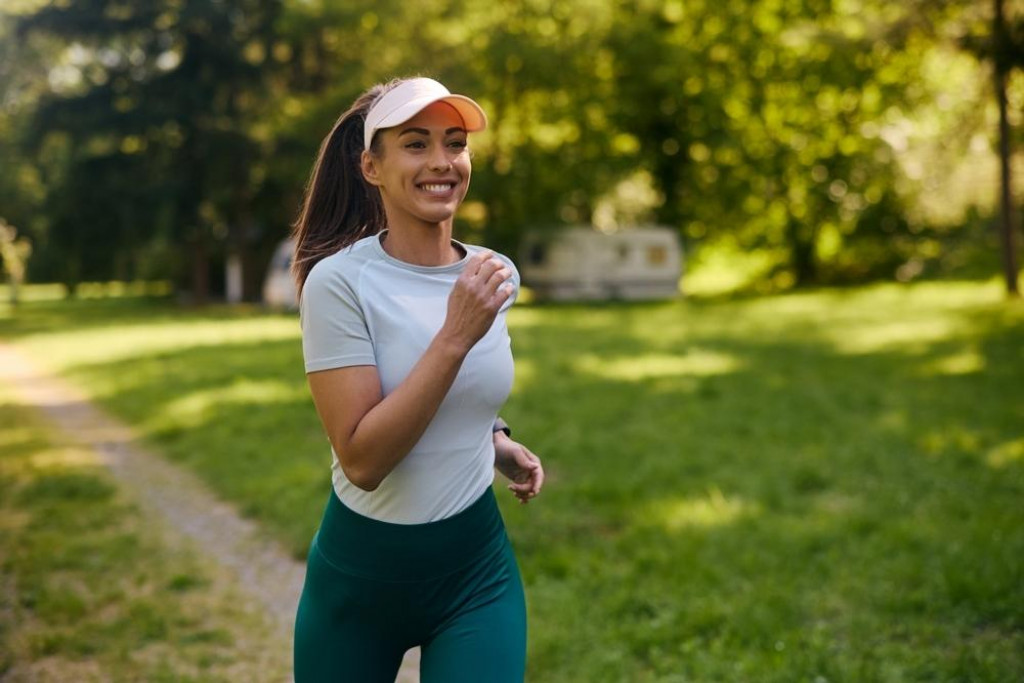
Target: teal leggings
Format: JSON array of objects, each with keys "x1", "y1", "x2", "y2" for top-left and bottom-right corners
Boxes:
[{"x1": 293, "y1": 487, "x2": 527, "y2": 682}]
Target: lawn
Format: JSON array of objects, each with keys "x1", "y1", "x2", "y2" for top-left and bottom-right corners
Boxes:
[
  {"x1": 0, "y1": 380, "x2": 290, "y2": 682},
  {"x1": 1, "y1": 279, "x2": 1022, "y2": 682}
]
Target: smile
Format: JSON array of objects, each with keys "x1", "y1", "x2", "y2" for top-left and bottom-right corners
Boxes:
[{"x1": 418, "y1": 182, "x2": 456, "y2": 195}]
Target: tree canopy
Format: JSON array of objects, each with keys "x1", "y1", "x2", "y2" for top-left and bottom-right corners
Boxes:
[{"x1": 0, "y1": 0, "x2": 1020, "y2": 299}]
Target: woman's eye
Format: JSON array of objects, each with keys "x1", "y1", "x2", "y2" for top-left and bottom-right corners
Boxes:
[
  {"x1": 448, "y1": 140, "x2": 468, "y2": 149},
  {"x1": 405, "y1": 141, "x2": 426, "y2": 149}
]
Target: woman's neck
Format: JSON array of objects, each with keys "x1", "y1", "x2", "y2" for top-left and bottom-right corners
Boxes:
[{"x1": 379, "y1": 219, "x2": 462, "y2": 266}]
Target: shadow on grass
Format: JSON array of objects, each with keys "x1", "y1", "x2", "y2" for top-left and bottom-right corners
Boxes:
[{"x1": 0, "y1": 295, "x2": 296, "y2": 340}]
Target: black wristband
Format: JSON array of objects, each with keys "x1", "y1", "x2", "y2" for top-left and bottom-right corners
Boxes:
[{"x1": 492, "y1": 417, "x2": 511, "y2": 437}]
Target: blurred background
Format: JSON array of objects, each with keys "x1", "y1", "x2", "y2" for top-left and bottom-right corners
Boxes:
[{"x1": 0, "y1": 0, "x2": 1021, "y2": 301}]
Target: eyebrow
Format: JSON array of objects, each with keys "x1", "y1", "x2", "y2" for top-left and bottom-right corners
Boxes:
[{"x1": 397, "y1": 126, "x2": 467, "y2": 137}]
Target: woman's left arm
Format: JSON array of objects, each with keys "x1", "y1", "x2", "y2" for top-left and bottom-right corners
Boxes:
[{"x1": 493, "y1": 429, "x2": 544, "y2": 504}]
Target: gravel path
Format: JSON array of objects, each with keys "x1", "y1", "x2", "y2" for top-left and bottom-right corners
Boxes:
[{"x1": 0, "y1": 342, "x2": 420, "y2": 683}]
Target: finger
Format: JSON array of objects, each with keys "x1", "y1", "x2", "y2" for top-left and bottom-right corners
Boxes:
[
  {"x1": 489, "y1": 282, "x2": 515, "y2": 309},
  {"x1": 508, "y1": 473, "x2": 539, "y2": 497},
  {"x1": 531, "y1": 467, "x2": 544, "y2": 496},
  {"x1": 524, "y1": 449, "x2": 544, "y2": 495},
  {"x1": 485, "y1": 267, "x2": 512, "y2": 292},
  {"x1": 507, "y1": 484, "x2": 531, "y2": 504},
  {"x1": 466, "y1": 249, "x2": 492, "y2": 275},
  {"x1": 474, "y1": 256, "x2": 505, "y2": 282}
]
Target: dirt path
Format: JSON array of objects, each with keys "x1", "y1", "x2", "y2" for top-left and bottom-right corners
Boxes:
[{"x1": 0, "y1": 342, "x2": 420, "y2": 682}]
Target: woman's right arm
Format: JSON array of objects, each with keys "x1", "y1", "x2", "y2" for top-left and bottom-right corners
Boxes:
[{"x1": 306, "y1": 251, "x2": 512, "y2": 491}]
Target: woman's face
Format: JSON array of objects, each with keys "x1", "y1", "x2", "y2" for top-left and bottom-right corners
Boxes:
[{"x1": 362, "y1": 101, "x2": 472, "y2": 227}]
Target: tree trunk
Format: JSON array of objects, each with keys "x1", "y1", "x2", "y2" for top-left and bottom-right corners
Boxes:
[
  {"x1": 787, "y1": 217, "x2": 817, "y2": 287},
  {"x1": 191, "y1": 232, "x2": 209, "y2": 306},
  {"x1": 994, "y1": 0, "x2": 1020, "y2": 297}
]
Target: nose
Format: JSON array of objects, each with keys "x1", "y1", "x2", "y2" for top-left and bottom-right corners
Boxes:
[{"x1": 428, "y1": 144, "x2": 451, "y2": 172}]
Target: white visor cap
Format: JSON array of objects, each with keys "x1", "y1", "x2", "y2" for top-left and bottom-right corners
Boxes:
[{"x1": 363, "y1": 78, "x2": 488, "y2": 151}]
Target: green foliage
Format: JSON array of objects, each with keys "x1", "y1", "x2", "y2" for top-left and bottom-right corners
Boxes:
[
  {"x1": 0, "y1": 0, "x2": 1020, "y2": 293},
  {"x1": 3, "y1": 0, "x2": 283, "y2": 298},
  {"x1": 4, "y1": 282, "x2": 1023, "y2": 680}
]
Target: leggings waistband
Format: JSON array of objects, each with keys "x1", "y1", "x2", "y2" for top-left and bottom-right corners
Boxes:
[{"x1": 314, "y1": 486, "x2": 507, "y2": 582}]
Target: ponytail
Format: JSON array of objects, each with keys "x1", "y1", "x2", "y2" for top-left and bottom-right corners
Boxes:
[{"x1": 290, "y1": 80, "x2": 402, "y2": 294}]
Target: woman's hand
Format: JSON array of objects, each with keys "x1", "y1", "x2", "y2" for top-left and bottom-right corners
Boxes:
[
  {"x1": 493, "y1": 431, "x2": 544, "y2": 504},
  {"x1": 440, "y1": 250, "x2": 513, "y2": 353}
]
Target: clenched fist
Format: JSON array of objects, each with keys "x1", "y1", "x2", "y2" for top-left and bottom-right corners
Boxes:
[{"x1": 440, "y1": 250, "x2": 513, "y2": 353}]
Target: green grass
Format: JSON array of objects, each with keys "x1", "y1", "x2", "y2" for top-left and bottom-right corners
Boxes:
[
  {"x1": 2, "y1": 279, "x2": 1022, "y2": 681},
  {"x1": 0, "y1": 383, "x2": 289, "y2": 681}
]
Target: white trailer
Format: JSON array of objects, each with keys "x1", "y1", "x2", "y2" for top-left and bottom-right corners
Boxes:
[{"x1": 520, "y1": 227, "x2": 683, "y2": 301}]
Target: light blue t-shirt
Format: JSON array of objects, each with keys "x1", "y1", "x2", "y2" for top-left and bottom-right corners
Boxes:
[{"x1": 299, "y1": 232, "x2": 518, "y2": 524}]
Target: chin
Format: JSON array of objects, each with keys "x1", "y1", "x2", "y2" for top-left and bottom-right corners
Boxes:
[{"x1": 418, "y1": 201, "x2": 464, "y2": 224}]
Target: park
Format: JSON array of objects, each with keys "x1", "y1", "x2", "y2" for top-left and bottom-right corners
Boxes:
[{"x1": 1, "y1": 1, "x2": 1023, "y2": 682}]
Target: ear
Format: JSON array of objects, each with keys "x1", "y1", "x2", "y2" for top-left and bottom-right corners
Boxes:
[{"x1": 360, "y1": 150, "x2": 382, "y2": 187}]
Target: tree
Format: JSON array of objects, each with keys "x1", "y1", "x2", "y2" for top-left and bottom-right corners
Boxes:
[
  {"x1": 12, "y1": 0, "x2": 282, "y2": 302},
  {"x1": 992, "y1": 0, "x2": 1022, "y2": 296}
]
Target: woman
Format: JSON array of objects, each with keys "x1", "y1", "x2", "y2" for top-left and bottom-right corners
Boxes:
[{"x1": 291, "y1": 77, "x2": 544, "y2": 682}]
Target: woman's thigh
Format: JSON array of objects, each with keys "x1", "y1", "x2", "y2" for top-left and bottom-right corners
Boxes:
[
  {"x1": 293, "y1": 541, "x2": 409, "y2": 683},
  {"x1": 419, "y1": 543, "x2": 527, "y2": 683}
]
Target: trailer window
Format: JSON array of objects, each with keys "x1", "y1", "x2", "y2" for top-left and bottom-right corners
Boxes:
[
  {"x1": 528, "y1": 243, "x2": 547, "y2": 265},
  {"x1": 647, "y1": 245, "x2": 668, "y2": 265}
]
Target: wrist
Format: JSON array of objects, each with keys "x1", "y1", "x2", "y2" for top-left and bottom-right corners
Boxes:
[
  {"x1": 492, "y1": 417, "x2": 511, "y2": 438},
  {"x1": 434, "y1": 327, "x2": 473, "y2": 358}
]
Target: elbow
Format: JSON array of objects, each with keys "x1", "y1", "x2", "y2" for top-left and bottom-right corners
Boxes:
[
  {"x1": 349, "y1": 474, "x2": 381, "y2": 492},
  {"x1": 332, "y1": 440, "x2": 380, "y2": 491},
  {"x1": 339, "y1": 459, "x2": 382, "y2": 492}
]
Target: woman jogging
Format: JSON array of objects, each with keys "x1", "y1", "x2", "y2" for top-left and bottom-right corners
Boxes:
[{"x1": 290, "y1": 76, "x2": 544, "y2": 682}]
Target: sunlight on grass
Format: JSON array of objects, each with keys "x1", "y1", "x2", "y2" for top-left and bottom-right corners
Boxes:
[
  {"x1": 920, "y1": 348, "x2": 986, "y2": 375},
  {"x1": 0, "y1": 282, "x2": 173, "y2": 311},
  {"x1": 918, "y1": 426, "x2": 982, "y2": 456},
  {"x1": 507, "y1": 307, "x2": 547, "y2": 328},
  {"x1": 154, "y1": 380, "x2": 306, "y2": 429},
  {"x1": 644, "y1": 487, "x2": 758, "y2": 531},
  {"x1": 987, "y1": 439, "x2": 1024, "y2": 469},
  {"x1": 29, "y1": 446, "x2": 106, "y2": 470},
  {"x1": 508, "y1": 306, "x2": 624, "y2": 330},
  {"x1": 0, "y1": 284, "x2": 67, "y2": 307},
  {"x1": 73, "y1": 281, "x2": 174, "y2": 298},
  {"x1": 20, "y1": 317, "x2": 301, "y2": 372},
  {"x1": 827, "y1": 316, "x2": 959, "y2": 354},
  {"x1": 684, "y1": 241, "x2": 776, "y2": 297},
  {"x1": 572, "y1": 349, "x2": 742, "y2": 381}
]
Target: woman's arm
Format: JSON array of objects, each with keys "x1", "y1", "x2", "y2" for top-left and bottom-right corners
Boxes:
[
  {"x1": 493, "y1": 430, "x2": 544, "y2": 504},
  {"x1": 307, "y1": 251, "x2": 512, "y2": 491}
]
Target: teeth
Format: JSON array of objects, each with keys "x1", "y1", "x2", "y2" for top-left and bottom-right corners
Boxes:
[{"x1": 422, "y1": 183, "x2": 453, "y2": 193}]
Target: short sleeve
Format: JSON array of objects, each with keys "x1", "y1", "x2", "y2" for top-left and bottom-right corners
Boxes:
[
  {"x1": 299, "y1": 262, "x2": 376, "y2": 373},
  {"x1": 494, "y1": 252, "x2": 520, "y2": 313}
]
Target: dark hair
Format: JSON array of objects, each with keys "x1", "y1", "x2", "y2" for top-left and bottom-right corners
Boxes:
[{"x1": 290, "y1": 79, "x2": 404, "y2": 294}]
